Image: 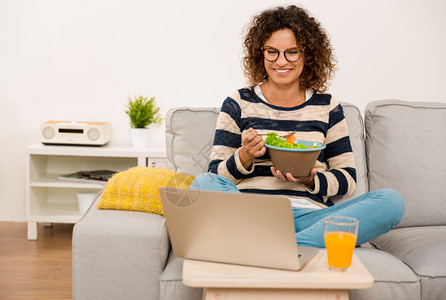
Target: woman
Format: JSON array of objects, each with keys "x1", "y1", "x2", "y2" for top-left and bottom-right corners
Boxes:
[{"x1": 192, "y1": 5, "x2": 405, "y2": 248}]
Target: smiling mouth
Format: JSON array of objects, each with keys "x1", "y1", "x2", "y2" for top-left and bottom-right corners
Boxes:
[{"x1": 274, "y1": 69, "x2": 292, "y2": 75}]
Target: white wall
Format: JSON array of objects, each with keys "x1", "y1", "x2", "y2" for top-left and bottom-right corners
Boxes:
[{"x1": 1, "y1": 0, "x2": 445, "y2": 221}]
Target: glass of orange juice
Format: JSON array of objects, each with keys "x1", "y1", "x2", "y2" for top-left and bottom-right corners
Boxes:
[{"x1": 324, "y1": 216, "x2": 359, "y2": 271}]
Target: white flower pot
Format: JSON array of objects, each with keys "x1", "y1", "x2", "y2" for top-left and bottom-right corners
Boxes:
[
  {"x1": 130, "y1": 128, "x2": 150, "y2": 148},
  {"x1": 77, "y1": 192, "x2": 97, "y2": 214}
]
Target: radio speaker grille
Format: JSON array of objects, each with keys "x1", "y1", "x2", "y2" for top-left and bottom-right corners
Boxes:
[
  {"x1": 42, "y1": 127, "x2": 55, "y2": 139},
  {"x1": 87, "y1": 128, "x2": 100, "y2": 141}
]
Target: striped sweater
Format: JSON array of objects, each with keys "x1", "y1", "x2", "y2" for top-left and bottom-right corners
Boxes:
[{"x1": 208, "y1": 87, "x2": 356, "y2": 207}]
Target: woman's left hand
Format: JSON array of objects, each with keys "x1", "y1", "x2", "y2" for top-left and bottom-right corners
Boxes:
[{"x1": 271, "y1": 167, "x2": 317, "y2": 186}]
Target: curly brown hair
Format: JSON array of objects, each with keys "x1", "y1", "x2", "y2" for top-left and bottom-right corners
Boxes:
[{"x1": 242, "y1": 5, "x2": 336, "y2": 92}]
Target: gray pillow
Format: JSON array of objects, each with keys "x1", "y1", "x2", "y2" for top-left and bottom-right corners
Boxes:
[
  {"x1": 332, "y1": 102, "x2": 368, "y2": 203},
  {"x1": 365, "y1": 100, "x2": 446, "y2": 227},
  {"x1": 165, "y1": 107, "x2": 220, "y2": 176}
]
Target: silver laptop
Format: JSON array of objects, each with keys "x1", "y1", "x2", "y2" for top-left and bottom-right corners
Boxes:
[{"x1": 159, "y1": 186, "x2": 318, "y2": 271}]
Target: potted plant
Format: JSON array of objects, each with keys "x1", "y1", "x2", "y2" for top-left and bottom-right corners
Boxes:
[{"x1": 125, "y1": 95, "x2": 162, "y2": 148}]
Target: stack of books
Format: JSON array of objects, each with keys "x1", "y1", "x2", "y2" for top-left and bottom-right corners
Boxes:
[{"x1": 57, "y1": 170, "x2": 117, "y2": 185}]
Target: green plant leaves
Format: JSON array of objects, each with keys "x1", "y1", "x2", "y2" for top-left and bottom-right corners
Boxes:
[{"x1": 125, "y1": 96, "x2": 162, "y2": 128}]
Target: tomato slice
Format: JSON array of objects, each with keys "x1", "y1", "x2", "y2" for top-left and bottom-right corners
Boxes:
[{"x1": 286, "y1": 134, "x2": 296, "y2": 144}]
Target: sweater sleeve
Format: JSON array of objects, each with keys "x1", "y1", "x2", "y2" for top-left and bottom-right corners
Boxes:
[
  {"x1": 207, "y1": 95, "x2": 254, "y2": 184},
  {"x1": 304, "y1": 99, "x2": 357, "y2": 201}
]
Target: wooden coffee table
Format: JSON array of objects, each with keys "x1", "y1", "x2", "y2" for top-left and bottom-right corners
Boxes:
[{"x1": 182, "y1": 249, "x2": 373, "y2": 300}]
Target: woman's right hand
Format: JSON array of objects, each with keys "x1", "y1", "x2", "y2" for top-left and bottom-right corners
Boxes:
[{"x1": 239, "y1": 128, "x2": 266, "y2": 169}]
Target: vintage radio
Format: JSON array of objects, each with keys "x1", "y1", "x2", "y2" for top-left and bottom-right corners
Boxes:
[{"x1": 39, "y1": 121, "x2": 111, "y2": 146}]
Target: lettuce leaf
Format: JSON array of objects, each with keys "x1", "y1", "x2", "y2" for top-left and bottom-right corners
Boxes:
[{"x1": 264, "y1": 132, "x2": 309, "y2": 149}]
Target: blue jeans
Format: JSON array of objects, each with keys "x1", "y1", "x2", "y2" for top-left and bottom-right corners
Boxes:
[{"x1": 191, "y1": 173, "x2": 405, "y2": 248}]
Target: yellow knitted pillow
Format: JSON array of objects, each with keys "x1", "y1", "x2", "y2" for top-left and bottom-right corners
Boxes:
[{"x1": 97, "y1": 166, "x2": 195, "y2": 216}]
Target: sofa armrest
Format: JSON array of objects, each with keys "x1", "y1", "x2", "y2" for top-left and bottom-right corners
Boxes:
[{"x1": 73, "y1": 191, "x2": 170, "y2": 300}]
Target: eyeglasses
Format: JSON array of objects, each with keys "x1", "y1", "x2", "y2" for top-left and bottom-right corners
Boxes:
[{"x1": 261, "y1": 46, "x2": 305, "y2": 62}]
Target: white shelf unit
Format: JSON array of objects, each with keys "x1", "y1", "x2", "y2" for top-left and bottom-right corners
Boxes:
[{"x1": 25, "y1": 143, "x2": 166, "y2": 240}]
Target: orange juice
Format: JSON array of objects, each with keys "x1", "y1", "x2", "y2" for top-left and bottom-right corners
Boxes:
[{"x1": 324, "y1": 231, "x2": 357, "y2": 269}]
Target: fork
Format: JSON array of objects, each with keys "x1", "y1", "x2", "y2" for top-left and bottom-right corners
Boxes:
[{"x1": 259, "y1": 131, "x2": 296, "y2": 138}]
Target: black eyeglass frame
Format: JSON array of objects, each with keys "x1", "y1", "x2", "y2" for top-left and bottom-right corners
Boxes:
[{"x1": 261, "y1": 46, "x2": 305, "y2": 62}]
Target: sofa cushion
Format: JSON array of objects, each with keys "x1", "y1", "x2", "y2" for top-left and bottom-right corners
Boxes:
[
  {"x1": 97, "y1": 167, "x2": 195, "y2": 215},
  {"x1": 365, "y1": 100, "x2": 446, "y2": 227},
  {"x1": 160, "y1": 251, "x2": 203, "y2": 300},
  {"x1": 165, "y1": 107, "x2": 220, "y2": 176},
  {"x1": 373, "y1": 226, "x2": 446, "y2": 277},
  {"x1": 372, "y1": 226, "x2": 446, "y2": 300},
  {"x1": 350, "y1": 248, "x2": 420, "y2": 300}
]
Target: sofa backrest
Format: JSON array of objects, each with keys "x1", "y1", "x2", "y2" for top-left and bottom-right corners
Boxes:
[
  {"x1": 365, "y1": 100, "x2": 446, "y2": 228},
  {"x1": 165, "y1": 102, "x2": 368, "y2": 203}
]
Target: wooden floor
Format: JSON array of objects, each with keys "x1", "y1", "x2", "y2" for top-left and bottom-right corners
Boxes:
[{"x1": 0, "y1": 222, "x2": 73, "y2": 299}]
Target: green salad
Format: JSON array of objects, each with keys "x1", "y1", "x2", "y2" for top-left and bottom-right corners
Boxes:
[{"x1": 264, "y1": 132, "x2": 317, "y2": 149}]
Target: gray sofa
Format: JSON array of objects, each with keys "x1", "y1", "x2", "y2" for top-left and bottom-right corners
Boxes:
[{"x1": 72, "y1": 100, "x2": 446, "y2": 300}]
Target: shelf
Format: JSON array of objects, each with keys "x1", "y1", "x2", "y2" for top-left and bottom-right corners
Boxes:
[
  {"x1": 30, "y1": 173, "x2": 106, "y2": 189},
  {"x1": 26, "y1": 142, "x2": 166, "y2": 158},
  {"x1": 26, "y1": 142, "x2": 167, "y2": 240},
  {"x1": 28, "y1": 202, "x2": 83, "y2": 223}
]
